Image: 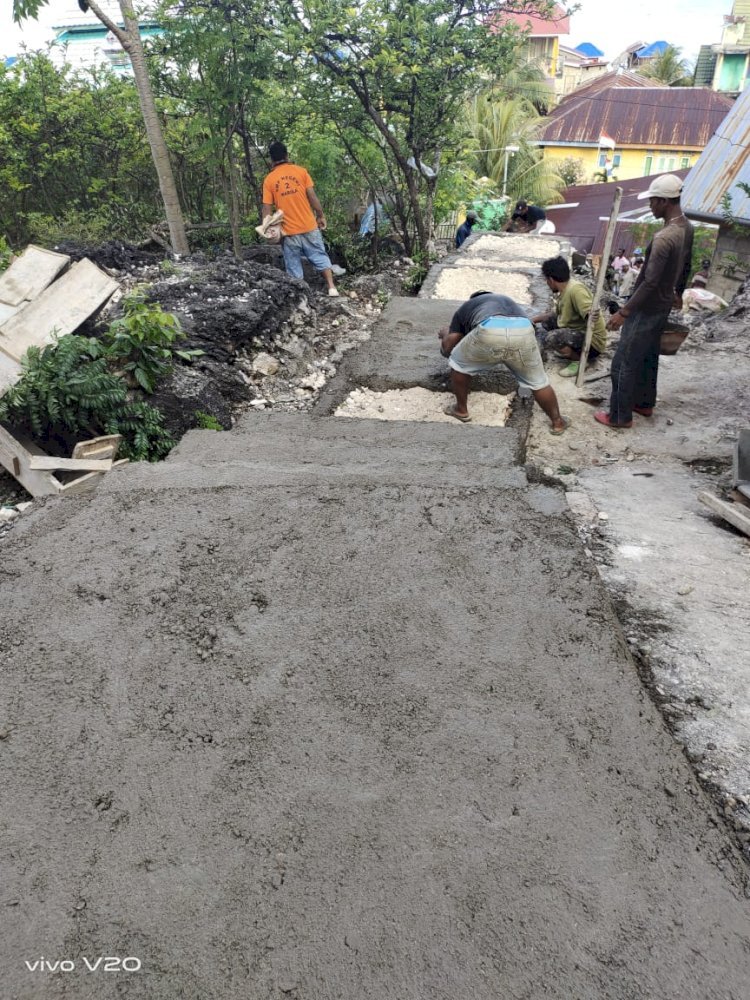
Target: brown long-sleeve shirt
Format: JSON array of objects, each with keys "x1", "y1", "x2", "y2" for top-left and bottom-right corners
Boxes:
[{"x1": 625, "y1": 216, "x2": 693, "y2": 315}]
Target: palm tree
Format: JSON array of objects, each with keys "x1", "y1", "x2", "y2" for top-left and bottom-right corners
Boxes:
[
  {"x1": 490, "y1": 59, "x2": 554, "y2": 115},
  {"x1": 641, "y1": 45, "x2": 694, "y2": 87},
  {"x1": 467, "y1": 93, "x2": 564, "y2": 208}
]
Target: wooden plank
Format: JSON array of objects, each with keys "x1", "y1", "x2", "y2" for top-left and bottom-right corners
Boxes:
[
  {"x1": 0, "y1": 351, "x2": 21, "y2": 398},
  {"x1": 698, "y1": 490, "x2": 750, "y2": 538},
  {"x1": 57, "y1": 459, "x2": 129, "y2": 496},
  {"x1": 0, "y1": 423, "x2": 63, "y2": 497},
  {"x1": 27, "y1": 456, "x2": 113, "y2": 472},
  {"x1": 72, "y1": 434, "x2": 121, "y2": 461},
  {"x1": 0, "y1": 258, "x2": 119, "y2": 363},
  {"x1": 576, "y1": 187, "x2": 623, "y2": 389},
  {"x1": 0, "y1": 245, "x2": 70, "y2": 307},
  {"x1": 733, "y1": 429, "x2": 750, "y2": 486}
]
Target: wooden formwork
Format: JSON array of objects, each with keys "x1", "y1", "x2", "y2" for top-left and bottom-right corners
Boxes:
[{"x1": 0, "y1": 425, "x2": 125, "y2": 497}]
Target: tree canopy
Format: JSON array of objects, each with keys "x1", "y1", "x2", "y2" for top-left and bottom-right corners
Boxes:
[{"x1": 9, "y1": 0, "x2": 565, "y2": 256}]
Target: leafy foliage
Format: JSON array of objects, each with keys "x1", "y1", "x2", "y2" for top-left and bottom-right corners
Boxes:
[
  {"x1": 0, "y1": 335, "x2": 174, "y2": 461},
  {"x1": 0, "y1": 235, "x2": 13, "y2": 272},
  {"x1": 556, "y1": 156, "x2": 585, "y2": 188},
  {"x1": 641, "y1": 45, "x2": 693, "y2": 87},
  {"x1": 467, "y1": 92, "x2": 564, "y2": 207},
  {"x1": 194, "y1": 410, "x2": 224, "y2": 430},
  {"x1": 0, "y1": 53, "x2": 161, "y2": 245},
  {"x1": 630, "y1": 220, "x2": 716, "y2": 280},
  {"x1": 104, "y1": 295, "x2": 201, "y2": 393},
  {"x1": 276, "y1": 1, "x2": 557, "y2": 252}
]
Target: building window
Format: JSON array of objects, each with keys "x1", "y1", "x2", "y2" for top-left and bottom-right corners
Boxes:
[
  {"x1": 656, "y1": 155, "x2": 676, "y2": 172},
  {"x1": 598, "y1": 152, "x2": 607, "y2": 167},
  {"x1": 681, "y1": 156, "x2": 690, "y2": 168},
  {"x1": 613, "y1": 153, "x2": 621, "y2": 168},
  {"x1": 644, "y1": 155, "x2": 653, "y2": 176}
]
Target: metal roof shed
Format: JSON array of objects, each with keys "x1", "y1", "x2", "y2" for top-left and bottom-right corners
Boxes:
[{"x1": 681, "y1": 86, "x2": 750, "y2": 226}]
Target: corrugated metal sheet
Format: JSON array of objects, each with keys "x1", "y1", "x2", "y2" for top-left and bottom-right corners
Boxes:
[
  {"x1": 500, "y1": 3, "x2": 570, "y2": 36},
  {"x1": 636, "y1": 41, "x2": 669, "y2": 58},
  {"x1": 694, "y1": 46, "x2": 718, "y2": 88},
  {"x1": 681, "y1": 86, "x2": 750, "y2": 225},
  {"x1": 548, "y1": 71, "x2": 667, "y2": 121},
  {"x1": 544, "y1": 170, "x2": 691, "y2": 254},
  {"x1": 575, "y1": 43, "x2": 604, "y2": 58},
  {"x1": 733, "y1": 0, "x2": 750, "y2": 46},
  {"x1": 540, "y1": 87, "x2": 733, "y2": 148}
]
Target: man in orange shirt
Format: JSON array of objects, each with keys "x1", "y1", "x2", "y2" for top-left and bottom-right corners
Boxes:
[{"x1": 261, "y1": 142, "x2": 339, "y2": 297}]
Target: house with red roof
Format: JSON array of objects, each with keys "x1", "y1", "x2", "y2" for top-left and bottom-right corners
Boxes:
[{"x1": 493, "y1": 3, "x2": 571, "y2": 79}]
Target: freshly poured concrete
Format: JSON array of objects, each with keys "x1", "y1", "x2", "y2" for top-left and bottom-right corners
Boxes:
[{"x1": 2, "y1": 232, "x2": 749, "y2": 997}]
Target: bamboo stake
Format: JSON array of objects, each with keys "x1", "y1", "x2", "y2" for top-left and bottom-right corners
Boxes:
[{"x1": 576, "y1": 186, "x2": 623, "y2": 388}]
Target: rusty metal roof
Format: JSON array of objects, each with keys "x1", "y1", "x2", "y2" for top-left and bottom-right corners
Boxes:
[
  {"x1": 540, "y1": 87, "x2": 733, "y2": 148},
  {"x1": 681, "y1": 86, "x2": 750, "y2": 225},
  {"x1": 549, "y1": 71, "x2": 666, "y2": 118},
  {"x1": 545, "y1": 170, "x2": 691, "y2": 255}
]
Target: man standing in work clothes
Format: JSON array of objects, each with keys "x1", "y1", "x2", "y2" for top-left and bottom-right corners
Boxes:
[
  {"x1": 261, "y1": 142, "x2": 339, "y2": 296},
  {"x1": 438, "y1": 291, "x2": 569, "y2": 434},
  {"x1": 595, "y1": 174, "x2": 693, "y2": 428}
]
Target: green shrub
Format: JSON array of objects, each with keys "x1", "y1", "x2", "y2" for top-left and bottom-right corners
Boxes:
[
  {"x1": 0, "y1": 335, "x2": 174, "y2": 462},
  {"x1": 194, "y1": 410, "x2": 224, "y2": 431},
  {"x1": 104, "y1": 294, "x2": 203, "y2": 393},
  {"x1": 0, "y1": 235, "x2": 13, "y2": 273}
]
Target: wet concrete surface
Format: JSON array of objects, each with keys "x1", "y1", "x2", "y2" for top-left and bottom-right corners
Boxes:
[
  {"x1": 2, "y1": 236, "x2": 750, "y2": 997},
  {"x1": 2, "y1": 412, "x2": 750, "y2": 999}
]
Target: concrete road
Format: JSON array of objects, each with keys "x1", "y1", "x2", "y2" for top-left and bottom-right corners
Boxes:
[{"x1": 1, "y1": 413, "x2": 749, "y2": 999}]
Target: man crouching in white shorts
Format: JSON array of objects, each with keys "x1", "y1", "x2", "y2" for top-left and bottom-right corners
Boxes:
[{"x1": 438, "y1": 290, "x2": 569, "y2": 434}]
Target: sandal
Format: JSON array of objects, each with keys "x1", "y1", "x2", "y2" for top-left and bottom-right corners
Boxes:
[
  {"x1": 549, "y1": 416, "x2": 570, "y2": 435},
  {"x1": 594, "y1": 411, "x2": 632, "y2": 429},
  {"x1": 444, "y1": 404, "x2": 471, "y2": 423}
]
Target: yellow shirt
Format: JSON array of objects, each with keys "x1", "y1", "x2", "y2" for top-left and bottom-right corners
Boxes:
[
  {"x1": 262, "y1": 163, "x2": 317, "y2": 236},
  {"x1": 557, "y1": 280, "x2": 607, "y2": 354}
]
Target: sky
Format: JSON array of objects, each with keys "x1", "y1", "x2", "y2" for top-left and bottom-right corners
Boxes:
[
  {"x1": 0, "y1": 0, "x2": 734, "y2": 62},
  {"x1": 568, "y1": 0, "x2": 728, "y2": 64}
]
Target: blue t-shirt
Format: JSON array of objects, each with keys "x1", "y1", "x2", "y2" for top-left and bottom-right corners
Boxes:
[{"x1": 455, "y1": 220, "x2": 474, "y2": 248}]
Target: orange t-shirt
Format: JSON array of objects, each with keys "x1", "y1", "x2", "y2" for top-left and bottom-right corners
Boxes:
[{"x1": 262, "y1": 163, "x2": 317, "y2": 236}]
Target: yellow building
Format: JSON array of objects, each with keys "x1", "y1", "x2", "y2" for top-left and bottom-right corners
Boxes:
[
  {"x1": 538, "y1": 82, "x2": 733, "y2": 183},
  {"x1": 499, "y1": 3, "x2": 570, "y2": 81}
]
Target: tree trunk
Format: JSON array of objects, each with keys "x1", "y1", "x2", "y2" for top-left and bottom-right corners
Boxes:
[
  {"x1": 226, "y1": 127, "x2": 243, "y2": 260},
  {"x1": 116, "y1": 0, "x2": 189, "y2": 255}
]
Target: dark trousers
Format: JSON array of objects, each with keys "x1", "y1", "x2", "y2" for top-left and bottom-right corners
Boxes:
[{"x1": 609, "y1": 309, "x2": 670, "y2": 423}]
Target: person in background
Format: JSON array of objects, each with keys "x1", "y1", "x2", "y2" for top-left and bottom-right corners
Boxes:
[
  {"x1": 691, "y1": 258, "x2": 712, "y2": 288},
  {"x1": 619, "y1": 261, "x2": 637, "y2": 300},
  {"x1": 612, "y1": 247, "x2": 631, "y2": 293},
  {"x1": 595, "y1": 174, "x2": 693, "y2": 429},
  {"x1": 455, "y1": 210, "x2": 479, "y2": 249},
  {"x1": 531, "y1": 256, "x2": 607, "y2": 378},
  {"x1": 438, "y1": 290, "x2": 569, "y2": 433},
  {"x1": 261, "y1": 141, "x2": 339, "y2": 296},
  {"x1": 506, "y1": 200, "x2": 546, "y2": 233}
]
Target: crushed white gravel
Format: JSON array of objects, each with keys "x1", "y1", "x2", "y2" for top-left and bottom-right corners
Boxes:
[{"x1": 335, "y1": 386, "x2": 513, "y2": 426}]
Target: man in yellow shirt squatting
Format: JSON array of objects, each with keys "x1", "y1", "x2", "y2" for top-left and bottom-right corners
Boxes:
[{"x1": 530, "y1": 256, "x2": 607, "y2": 378}]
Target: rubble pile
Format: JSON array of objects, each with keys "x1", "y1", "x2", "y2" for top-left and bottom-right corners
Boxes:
[{"x1": 73, "y1": 245, "x2": 409, "y2": 439}]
